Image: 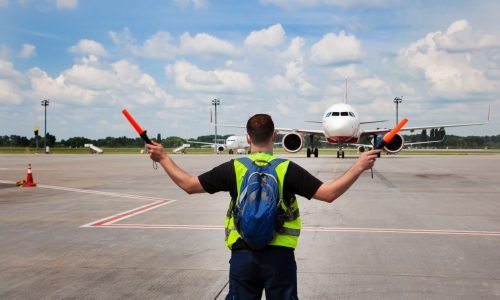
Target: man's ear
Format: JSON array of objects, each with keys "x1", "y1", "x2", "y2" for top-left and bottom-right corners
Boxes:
[
  {"x1": 271, "y1": 132, "x2": 277, "y2": 142},
  {"x1": 246, "y1": 134, "x2": 252, "y2": 144}
]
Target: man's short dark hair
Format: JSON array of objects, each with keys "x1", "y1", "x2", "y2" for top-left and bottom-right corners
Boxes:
[{"x1": 246, "y1": 114, "x2": 275, "y2": 146}]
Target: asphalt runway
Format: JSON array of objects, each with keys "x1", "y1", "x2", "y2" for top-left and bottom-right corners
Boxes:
[{"x1": 1, "y1": 153, "x2": 499, "y2": 299}]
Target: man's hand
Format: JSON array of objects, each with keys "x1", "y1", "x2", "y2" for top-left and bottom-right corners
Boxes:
[
  {"x1": 353, "y1": 149, "x2": 382, "y2": 172},
  {"x1": 146, "y1": 141, "x2": 167, "y2": 162}
]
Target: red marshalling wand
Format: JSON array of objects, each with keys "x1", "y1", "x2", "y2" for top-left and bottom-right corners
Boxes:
[
  {"x1": 375, "y1": 117, "x2": 408, "y2": 149},
  {"x1": 122, "y1": 108, "x2": 153, "y2": 145},
  {"x1": 371, "y1": 117, "x2": 409, "y2": 178}
]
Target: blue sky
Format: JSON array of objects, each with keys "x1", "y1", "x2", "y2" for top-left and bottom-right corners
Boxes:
[{"x1": 1, "y1": 0, "x2": 499, "y2": 140}]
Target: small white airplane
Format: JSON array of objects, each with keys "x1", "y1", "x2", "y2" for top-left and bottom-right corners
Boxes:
[
  {"x1": 189, "y1": 135, "x2": 250, "y2": 154},
  {"x1": 222, "y1": 83, "x2": 488, "y2": 158}
]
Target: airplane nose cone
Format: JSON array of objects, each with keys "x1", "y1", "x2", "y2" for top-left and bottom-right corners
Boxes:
[{"x1": 324, "y1": 119, "x2": 356, "y2": 137}]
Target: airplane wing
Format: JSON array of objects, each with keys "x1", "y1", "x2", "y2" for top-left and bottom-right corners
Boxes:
[
  {"x1": 361, "y1": 121, "x2": 487, "y2": 137},
  {"x1": 218, "y1": 124, "x2": 325, "y2": 137},
  {"x1": 187, "y1": 141, "x2": 221, "y2": 148},
  {"x1": 275, "y1": 127, "x2": 325, "y2": 136},
  {"x1": 188, "y1": 140, "x2": 215, "y2": 145},
  {"x1": 360, "y1": 120, "x2": 389, "y2": 124},
  {"x1": 405, "y1": 140, "x2": 443, "y2": 146}
]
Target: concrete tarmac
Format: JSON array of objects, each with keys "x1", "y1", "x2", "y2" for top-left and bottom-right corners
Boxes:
[{"x1": 1, "y1": 153, "x2": 499, "y2": 299}]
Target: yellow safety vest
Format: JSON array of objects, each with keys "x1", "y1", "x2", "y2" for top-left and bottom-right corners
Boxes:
[{"x1": 225, "y1": 152, "x2": 301, "y2": 250}]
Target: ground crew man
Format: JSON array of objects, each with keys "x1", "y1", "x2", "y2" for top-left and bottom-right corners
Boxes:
[{"x1": 146, "y1": 113, "x2": 381, "y2": 299}]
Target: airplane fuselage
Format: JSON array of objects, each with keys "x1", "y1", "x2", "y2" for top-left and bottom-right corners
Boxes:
[
  {"x1": 225, "y1": 135, "x2": 249, "y2": 151},
  {"x1": 322, "y1": 103, "x2": 361, "y2": 144}
]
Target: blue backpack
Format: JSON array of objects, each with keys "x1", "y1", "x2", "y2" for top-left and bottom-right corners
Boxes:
[{"x1": 233, "y1": 157, "x2": 285, "y2": 249}]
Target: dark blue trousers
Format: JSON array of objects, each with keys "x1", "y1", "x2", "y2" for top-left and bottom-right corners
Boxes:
[{"x1": 225, "y1": 246, "x2": 298, "y2": 300}]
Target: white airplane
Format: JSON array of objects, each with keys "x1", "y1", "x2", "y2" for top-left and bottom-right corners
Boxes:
[
  {"x1": 275, "y1": 102, "x2": 487, "y2": 158},
  {"x1": 222, "y1": 85, "x2": 488, "y2": 158},
  {"x1": 189, "y1": 135, "x2": 250, "y2": 154}
]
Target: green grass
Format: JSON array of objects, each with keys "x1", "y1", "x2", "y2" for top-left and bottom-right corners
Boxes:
[{"x1": 0, "y1": 147, "x2": 499, "y2": 155}]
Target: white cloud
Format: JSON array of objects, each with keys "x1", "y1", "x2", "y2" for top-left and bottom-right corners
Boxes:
[
  {"x1": 19, "y1": 43, "x2": 36, "y2": 58},
  {"x1": 434, "y1": 19, "x2": 500, "y2": 52},
  {"x1": 398, "y1": 20, "x2": 499, "y2": 96},
  {"x1": 244, "y1": 24, "x2": 285, "y2": 49},
  {"x1": 357, "y1": 76, "x2": 391, "y2": 96},
  {"x1": 56, "y1": 0, "x2": 78, "y2": 10},
  {"x1": 139, "y1": 32, "x2": 178, "y2": 59},
  {"x1": 0, "y1": 80, "x2": 23, "y2": 104},
  {"x1": 166, "y1": 60, "x2": 254, "y2": 93},
  {"x1": 27, "y1": 56, "x2": 183, "y2": 108},
  {"x1": 69, "y1": 39, "x2": 107, "y2": 57},
  {"x1": 284, "y1": 61, "x2": 315, "y2": 95},
  {"x1": 0, "y1": 43, "x2": 11, "y2": 59},
  {"x1": 179, "y1": 32, "x2": 238, "y2": 56},
  {"x1": 260, "y1": 0, "x2": 393, "y2": 8},
  {"x1": 0, "y1": 58, "x2": 28, "y2": 105},
  {"x1": 0, "y1": 59, "x2": 22, "y2": 79},
  {"x1": 283, "y1": 37, "x2": 305, "y2": 63},
  {"x1": 311, "y1": 31, "x2": 364, "y2": 65},
  {"x1": 268, "y1": 75, "x2": 293, "y2": 91},
  {"x1": 174, "y1": 0, "x2": 207, "y2": 9},
  {"x1": 109, "y1": 29, "x2": 177, "y2": 59},
  {"x1": 62, "y1": 55, "x2": 118, "y2": 91}
]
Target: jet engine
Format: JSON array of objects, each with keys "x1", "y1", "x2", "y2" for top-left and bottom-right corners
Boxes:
[
  {"x1": 357, "y1": 146, "x2": 366, "y2": 153},
  {"x1": 217, "y1": 145, "x2": 226, "y2": 152},
  {"x1": 382, "y1": 133, "x2": 404, "y2": 154},
  {"x1": 282, "y1": 132, "x2": 304, "y2": 153}
]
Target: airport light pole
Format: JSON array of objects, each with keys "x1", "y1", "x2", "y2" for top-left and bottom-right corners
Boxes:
[
  {"x1": 41, "y1": 99, "x2": 49, "y2": 153},
  {"x1": 212, "y1": 98, "x2": 220, "y2": 154},
  {"x1": 394, "y1": 96, "x2": 402, "y2": 126}
]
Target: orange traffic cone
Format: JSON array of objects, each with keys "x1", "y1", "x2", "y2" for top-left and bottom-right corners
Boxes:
[{"x1": 23, "y1": 163, "x2": 37, "y2": 187}]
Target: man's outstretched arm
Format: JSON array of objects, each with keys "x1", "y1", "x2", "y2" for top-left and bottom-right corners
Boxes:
[
  {"x1": 313, "y1": 149, "x2": 381, "y2": 203},
  {"x1": 146, "y1": 142, "x2": 205, "y2": 194}
]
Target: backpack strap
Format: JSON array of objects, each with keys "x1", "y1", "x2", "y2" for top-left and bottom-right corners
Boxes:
[
  {"x1": 267, "y1": 157, "x2": 286, "y2": 168},
  {"x1": 236, "y1": 157, "x2": 254, "y2": 169}
]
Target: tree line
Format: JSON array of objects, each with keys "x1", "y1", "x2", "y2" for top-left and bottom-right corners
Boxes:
[{"x1": 1, "y1": 131, "x2": 499, "y2": 149}]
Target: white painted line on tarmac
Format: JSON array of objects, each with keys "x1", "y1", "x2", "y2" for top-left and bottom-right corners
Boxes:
[
  {"x1": 86, "y1": 221, "x2": 500, "y2": 237},
  {"x1": 38, "y1": 184, "x2": 170, "y2": 201},
  {"x1": 0, "y1": 179, "x2": 173, "y2": 202},
  {"x1": 4, "y1": 180, "x2": 498, "y2": 238}
]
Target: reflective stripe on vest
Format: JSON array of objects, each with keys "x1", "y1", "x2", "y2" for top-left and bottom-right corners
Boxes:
[{"x1": 225, "y1": 152, "x2": 301, "y2": 250}]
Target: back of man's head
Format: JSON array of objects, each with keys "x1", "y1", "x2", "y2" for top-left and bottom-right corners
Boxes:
[{"x1": 246, "y1": 114, "x2": 275, "y2": 146}]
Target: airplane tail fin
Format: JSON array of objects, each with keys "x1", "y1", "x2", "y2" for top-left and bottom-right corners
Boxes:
[{"x1": 344, "y1": 79, "x2": 348, "y2": 103}]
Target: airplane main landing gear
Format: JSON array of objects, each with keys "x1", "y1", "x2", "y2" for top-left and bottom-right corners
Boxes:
[
  {"x1": 228, "y1": 149, "x2": 233, "y2": 154},
  {"x1": 337, "y1": 151, "x2": 345, "y2": 158},
  {"x1": 307, "y1": 135, "x2": 319, "y2": 158},
  {"x1": 307, "y1": 147, "x2": 319, "y2": 158}
]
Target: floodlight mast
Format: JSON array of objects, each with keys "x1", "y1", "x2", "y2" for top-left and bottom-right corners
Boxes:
[
  {"x1": 41, "y1": 99, "x2": 49, "y2": 153},
  {"x1": 212, "y1": 98, "x2": 220, "y2": 154},
  {"x1": 394, "y1": 97, "x2": 403, "y2": 126}
]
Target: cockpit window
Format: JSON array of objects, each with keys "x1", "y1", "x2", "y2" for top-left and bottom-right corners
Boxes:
[
  {"x1": 341, "y1": 112, "x2": 348, "y2": 116},
  {"x1": 326, "y1": 112, "x2": 332, "y2": 117},
  {"x1": 349, "y1": 112, "x2": 356, "y2": 117},
  {"x1": 331, "y1": 112, "x2": 340, "y2": 116}
]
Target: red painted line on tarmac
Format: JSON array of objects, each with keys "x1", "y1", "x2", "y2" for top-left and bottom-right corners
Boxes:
[
  {"x1": 83, "y1": 200, "x2": 170, "y2": 227},
  {"x1": 102, "y1": 224, "x2": 225, "y2": 230}
]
